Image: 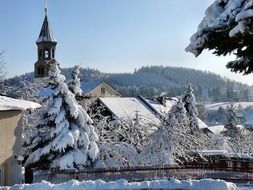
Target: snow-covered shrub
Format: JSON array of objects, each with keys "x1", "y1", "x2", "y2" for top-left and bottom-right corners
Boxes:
[
  {"x1": 140, "y1": 98, "x2": 205, "y2": 165},
  {"x1": 23, "y1": 63, "x2": 99, "y2": 170},
  {"x1": 95, "y1": 117, "x2": 155, "y2": 152},
  {"x1": 97, "y1": 142, "x2": 140, "y2": 168}
]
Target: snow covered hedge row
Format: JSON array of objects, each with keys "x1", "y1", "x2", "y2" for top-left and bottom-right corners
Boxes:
[{"x1": 0, "y1": 179, "x2": 236, "y2": 190}]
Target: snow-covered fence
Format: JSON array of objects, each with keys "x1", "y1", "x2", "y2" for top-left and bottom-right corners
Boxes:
[{"x1": 32, "y1": 165, "x2": 253, "y2": 184}]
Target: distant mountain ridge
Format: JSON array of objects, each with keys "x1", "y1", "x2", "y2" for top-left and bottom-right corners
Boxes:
[{"x1": 4, "y1": 66, "x2": 253, "y2": 102}]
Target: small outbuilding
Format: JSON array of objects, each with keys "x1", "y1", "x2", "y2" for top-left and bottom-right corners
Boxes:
[{"x1": 0, "y1": 95, "x2": 41, "y2": 186}]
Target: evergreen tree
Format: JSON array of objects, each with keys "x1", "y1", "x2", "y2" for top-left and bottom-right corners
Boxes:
[
  {"x1": 186, "y1": 0, "x2": 253, "y2": 74},
  {"x1": 23, "y1": 63, "x2": 99, "y2": 170},
  {"x1": 222, "y1": 104, "x2": 244, "y2": 154},
  {"x1": 68, "y1": 65, "x2": 82, "y2": 97},
  {"x1": 183, "y1": 83, "x2": 199, "y2": 134}
]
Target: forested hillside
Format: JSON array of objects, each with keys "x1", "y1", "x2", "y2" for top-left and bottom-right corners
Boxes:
[{"x1": 3, "y1": 66, "x2": 253, "y2": 102}]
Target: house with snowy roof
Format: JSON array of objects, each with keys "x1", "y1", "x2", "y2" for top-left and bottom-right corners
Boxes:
[
  {"x1": 0, "y1": 95, "x2": 41, "y2": 186},
  {"x1": 98, "y1": 96, "x2": 161, "y2": 126},
  {"x1": 81, "y1": 81, "x2": 121, "y2": 103},
  {"x1": 96, "y1": 95, "x2": 209, "y2": 131}
]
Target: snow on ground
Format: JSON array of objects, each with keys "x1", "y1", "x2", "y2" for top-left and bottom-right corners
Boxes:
[
  {"x1": 205, "y1": 102, "x2": 253, "y2": 111},
  {"x1": 0, "y1": 179, "x2": 236, "y2": 190},
  {"x1": 0, "y1": 95, "x2": 41, "y2": 111},
  {"x1": 237, "y1": 184, "x2": 253, "y2": 190}
]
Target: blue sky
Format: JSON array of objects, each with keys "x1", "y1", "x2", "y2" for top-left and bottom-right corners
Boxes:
[{"x1": 0, "y1": 0, "x2": 252, "y2": 85}]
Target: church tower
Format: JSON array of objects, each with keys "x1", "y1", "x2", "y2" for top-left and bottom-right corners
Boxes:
[{"x1": 34, "y1": 5, "x2": 57, "y2": 78}]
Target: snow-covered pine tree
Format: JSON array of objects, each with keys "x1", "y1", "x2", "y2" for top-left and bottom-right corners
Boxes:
[
  {"x1": 140, "y1": 98, "x2": 195, "y2": 165},
  {"x1": 68, "y1": 65, "x2": 82, "y2": 97},
  {"x1": 186, "y1": 0, "x2": 253, "y2": 75},
  {"x1": 222, "y1": 104, "x2": 244, "y2": 154},
  {"x1": 183, "y1": 83, "x2": 199, "y2": 134},
  {"x1": 23, "y1": 63, "x2": 99, "y2": 170}
]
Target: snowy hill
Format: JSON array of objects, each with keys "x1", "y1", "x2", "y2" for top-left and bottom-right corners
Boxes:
[{"x1": 3, "y1": 66, "x2": 253, "y2": 102}]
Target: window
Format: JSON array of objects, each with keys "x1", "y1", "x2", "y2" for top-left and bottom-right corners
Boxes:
[
  {"x1": 101, "y1": 87, "x2": 105, "y2": 94},
  {"x1": 44, "y1": 50, "x2": 49, "y2": 59}
]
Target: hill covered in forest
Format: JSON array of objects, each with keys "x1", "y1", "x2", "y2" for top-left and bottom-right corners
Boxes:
[{"x1": 3, "y1": 66, "x2": 253, "y2": 102}]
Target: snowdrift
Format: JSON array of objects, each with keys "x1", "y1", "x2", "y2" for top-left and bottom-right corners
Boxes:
[{"x1": 0, "y1": 179, "x2": 236, "y2": 190}]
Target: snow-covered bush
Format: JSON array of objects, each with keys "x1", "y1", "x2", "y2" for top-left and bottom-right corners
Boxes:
[
  {"x1": 91, "y1": 113, "x2": 156, "y2": 167},
  {"x1": 97, "y1": 142, "x2": 140, "y2": 168},
  {"x1": 94, "y1": 117, "x2": 155, "y2": 152},
  {"x1": 23, "y1": 63, "x2": 99, "y2": 170},
  {"x1": 140, "y1": 98, "x2": 205, "y2": 165}
]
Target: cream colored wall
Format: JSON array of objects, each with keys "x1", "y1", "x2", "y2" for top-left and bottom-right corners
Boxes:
[
  {"x1": 0, "y1": 110, "x2": 23, "y2": 186},
  {"x1": 89, "y1": 83, "x2": 120, "y2": 98}
]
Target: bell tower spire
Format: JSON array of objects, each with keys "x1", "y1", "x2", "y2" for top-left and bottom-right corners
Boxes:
[{"x1": 34, "y1": 3, "x2": 58, "y2": 78}]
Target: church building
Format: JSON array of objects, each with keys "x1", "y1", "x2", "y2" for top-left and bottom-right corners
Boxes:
[{"x1": 34, "y1": 6, "x2": 57, "y2": 78}]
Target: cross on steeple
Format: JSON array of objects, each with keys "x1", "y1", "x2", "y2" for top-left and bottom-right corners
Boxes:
[{"x1": 45, "y1": 1, "x2": 48, "y2": 16}]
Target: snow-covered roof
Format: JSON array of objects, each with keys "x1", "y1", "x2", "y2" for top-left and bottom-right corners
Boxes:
[
  {"x1": 81, "y1": 81, "x2": 102, "y2": 94},
  {"x1": 143, "y1": 97, "x2": 208, "y2": 129},
  {"x1": 0, "y1": 95, "x2": 41, "y2": 111},
  {"x1": 36, "y1": 15, "x2": 56, "y2": 43},
  {"x1": 201, "y1": 149, "x2": 228, "y2": 156},
  {"x1": 143, "y1": 97, "x2": 177, "y2": 116},
  {"x1": 98, "y1": 96, "x2": 208, "y2": 129},
  {"x1": 99, "y1": 97, "x2": 160, "y2": 125},
  {"x1": 208, "y1": 125, "x2": 245, "y2": 135},
  {"x1": 198, "y1": 118, "x2": 209, "y2": 130},
  {"x1": 208, "y1": 125, "x2": 224, "y2": 134}
]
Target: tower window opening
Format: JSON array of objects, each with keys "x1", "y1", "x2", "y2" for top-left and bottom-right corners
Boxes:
[
  {"x1": 45, "y1": 50, "x2": 49, "y2": 59},
  {"x1": 39, "y1": 50, "x2": 42, "y2": 58},
  {"x1": 52, "y1": 49, "x2": 55, "y2": 58},
  {"x1": 41, "y1": 67, "x2": 44, "y2": 75},
  {"x1": 38, "y1": 67, "x2": 41, "y2": 75}
]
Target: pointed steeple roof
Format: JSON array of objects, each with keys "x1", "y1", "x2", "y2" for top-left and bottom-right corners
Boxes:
[{"x1": 36, "y1": 6, "x2": 56, "y2": 43}]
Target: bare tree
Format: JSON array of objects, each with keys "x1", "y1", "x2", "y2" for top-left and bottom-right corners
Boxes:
[{"x1": 0, "y1": 51, "x2": 6, "y2": 81}]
